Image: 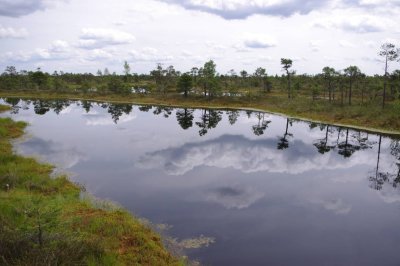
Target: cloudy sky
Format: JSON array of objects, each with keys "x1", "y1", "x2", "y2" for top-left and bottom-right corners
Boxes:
[{"x1": 0, "y1": 0, "x2": 399, "y2": 75}]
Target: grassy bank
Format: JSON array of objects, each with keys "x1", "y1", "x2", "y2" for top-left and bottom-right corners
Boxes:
[
  {"x1": 0, "y1": 105, "x2": 181, "y2": 265},
  {"x1": 0, "y1": 104, "x2": 11, "y2": 112},
  {"x1": 1, "y1": 91, "x2": 400, "y2": 135}
]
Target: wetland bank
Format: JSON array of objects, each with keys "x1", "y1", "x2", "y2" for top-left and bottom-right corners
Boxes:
[
  {"x1": 2, "y1": 0, "x2": 400, "y2": 264},
  {"x1": 2, "y1": 98, "x2": 400, "y2": 265}
]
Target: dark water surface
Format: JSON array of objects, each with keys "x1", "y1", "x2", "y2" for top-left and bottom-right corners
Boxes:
[{"x1": 2, "y1": 98, "x2": 400, "y2": 266}]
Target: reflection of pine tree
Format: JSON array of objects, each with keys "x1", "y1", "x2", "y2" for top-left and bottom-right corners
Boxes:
[
  {"x1": 195, "y1": 109, "x2": 222, "y2": 136},
  {"x1": 33, "y1": 100, "x2": 51, "y2": 115},
  {"x1": 352, "y1": 131, "x2": 375, "y2": 150},
  {"x1": 176, "y1": 109, "x2": 194, "y2": 130},
  {"x1": 277, "y1": 118, "x2": 293, "y2": 150},
  {"x1": 337, "y1": 129, "x2": 375, "y2": 158},
  {"x1": 51, "y1": 100, "x2": 70, "y2": 115},
  {"x1": 4, "y1": 97, "x2": 21, "y2": 114},
  {"x1": 81, "y1": 100, "x2": 93, "y2": 113},
  {"x1": 251, "y1": 112, "x2": 271, "y2": 136},
  {"x1": 337, "y1": 129, "x2": 359, "y2": 158},
  {"x1": 368, "y1": 137, "x2": 400, "y2": 191},
  {"x1": 391, "y1": 140, "x2": 400, "y2": 187},
  {"x1": 138, "y1": 105, "x2": 153, "y2": 112},
  {"x1": 107, "y1": 104, "x2": 132, "y2": 123},
  {"x1": 153, "y1": 107, "x2": 173, "y2": 118},
  {"x1": 100, "y1": 103, "x2": 109, "y2": 109},
  {"x1": 226, "y1": 110, "x2": 240, "y2": 125},
  {"x1": 245, "y1": 110, "x2": 252, "y2": 118},
  {"x1": 313, "y1": 125, "x2": 335, "y2": 154}
]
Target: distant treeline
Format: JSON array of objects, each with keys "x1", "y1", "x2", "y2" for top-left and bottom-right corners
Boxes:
[{"x1": 1, "y1": 43, "x2": 399, "y2": 108}]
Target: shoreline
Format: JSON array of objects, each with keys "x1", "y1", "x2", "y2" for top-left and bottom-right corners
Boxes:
[{"x1": 1, "y1": 92, "x2": 399, "y2": 137}]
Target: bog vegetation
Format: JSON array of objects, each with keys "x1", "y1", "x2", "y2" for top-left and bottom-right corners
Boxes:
[
  {"x1": 1, "y1": 43, "x2": 400, "y2": 132},
  {"x1": 0, "y1": 105, "x2": 182, "y2": 265}
]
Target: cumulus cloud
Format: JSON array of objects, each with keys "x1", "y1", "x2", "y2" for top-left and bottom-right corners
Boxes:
[
  {"x1": 34, "y1": 40, "x2": 72, "y2": 60},
  {"x1": 0, "y1": 0, "x2": 64, "y2": 17},
  {"x1": 157, "y1": 0, "x2": 333, "y2": 19},
  {"x1": 205, "y1": 184, "x2": 265, "y2": 209},
  {"x1": 136, "y1": 134, "x2": 373, "y2": 176},
  {"x1": 0, "y1": 25, "x2": 28, "y2": 39},
  {"x1": 78, "y1": 28, "x2": 135, "y2": 49},
  {"x1": 0, "y1": 40, "x2": 72, "y2": 62}
]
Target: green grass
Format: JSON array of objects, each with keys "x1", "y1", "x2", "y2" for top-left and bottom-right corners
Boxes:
[
  {"x1": 0, "y1": 104, "x2": 11, "y2": 112},
  {"x1": 0, "y1": 105, "x2": 182, "y2": 265},
  {"x1": 1, "y1": 90, "x2": 399, "y2": 135}
]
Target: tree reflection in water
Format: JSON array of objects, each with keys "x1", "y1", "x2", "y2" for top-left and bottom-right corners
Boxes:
[
  {"x1": 252, "y1": 112, "x2": 271, "y2": 136},
  {"x1": 277, "y1": 118, "x2": 293, "y2": 150},
  {"x1": 3, "y1": 98, "x2": 400, "y2": 196}
]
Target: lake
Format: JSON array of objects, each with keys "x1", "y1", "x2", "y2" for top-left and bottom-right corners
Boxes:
[{"x1": 1, "y1": 98, "x2": 400, "y2": 266}]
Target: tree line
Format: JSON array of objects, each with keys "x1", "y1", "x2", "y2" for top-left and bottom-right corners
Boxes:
[{"x1": 1, "y1": 43, "x2": 400, "y2": 109}]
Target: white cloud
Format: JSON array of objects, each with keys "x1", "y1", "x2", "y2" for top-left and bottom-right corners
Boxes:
[
  {"x1": 78, "y1": 28, "x2": 135, "y2": 49},
  {"x1": 136, "y1": 134, "x2": 373, "y2": 176},
  {"x1": 1, "y1": 40, "x2": 72, "y2": 62},
  {"x1": 129, "y1": 47, "x2": 174, "y2": 62},
  {"x1": 35, "y1": 40, "x2": 72, "y2": 60},
  {"x1": 313, "y1": 14, "x2": 389, "y2": 33},
  {"x1": 16, "y1": 136, "x2": 86, "y2": 169},
  {"x1": 0, "y1": 51, "x2": 32, "y2": 62},
  {"x1": 1, "y1": 0, "x2": 399, "y2": 74},
  {"x1": 85, "y1": 49, "x2": 114, "y2": 61},
  {"x1": 338, "y1": 16, "x2": 386, "y2": 33},
  {"x1": 243, "y1": 34, "x2": 277, "y2": 49},
  {"x1": 0, "y1": 25, "x2": 28, "y2": 39}
]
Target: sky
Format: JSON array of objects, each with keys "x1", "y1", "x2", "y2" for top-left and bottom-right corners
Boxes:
[{"x1": 0, "y1": 0, "x2": 399, "y2": 75}]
